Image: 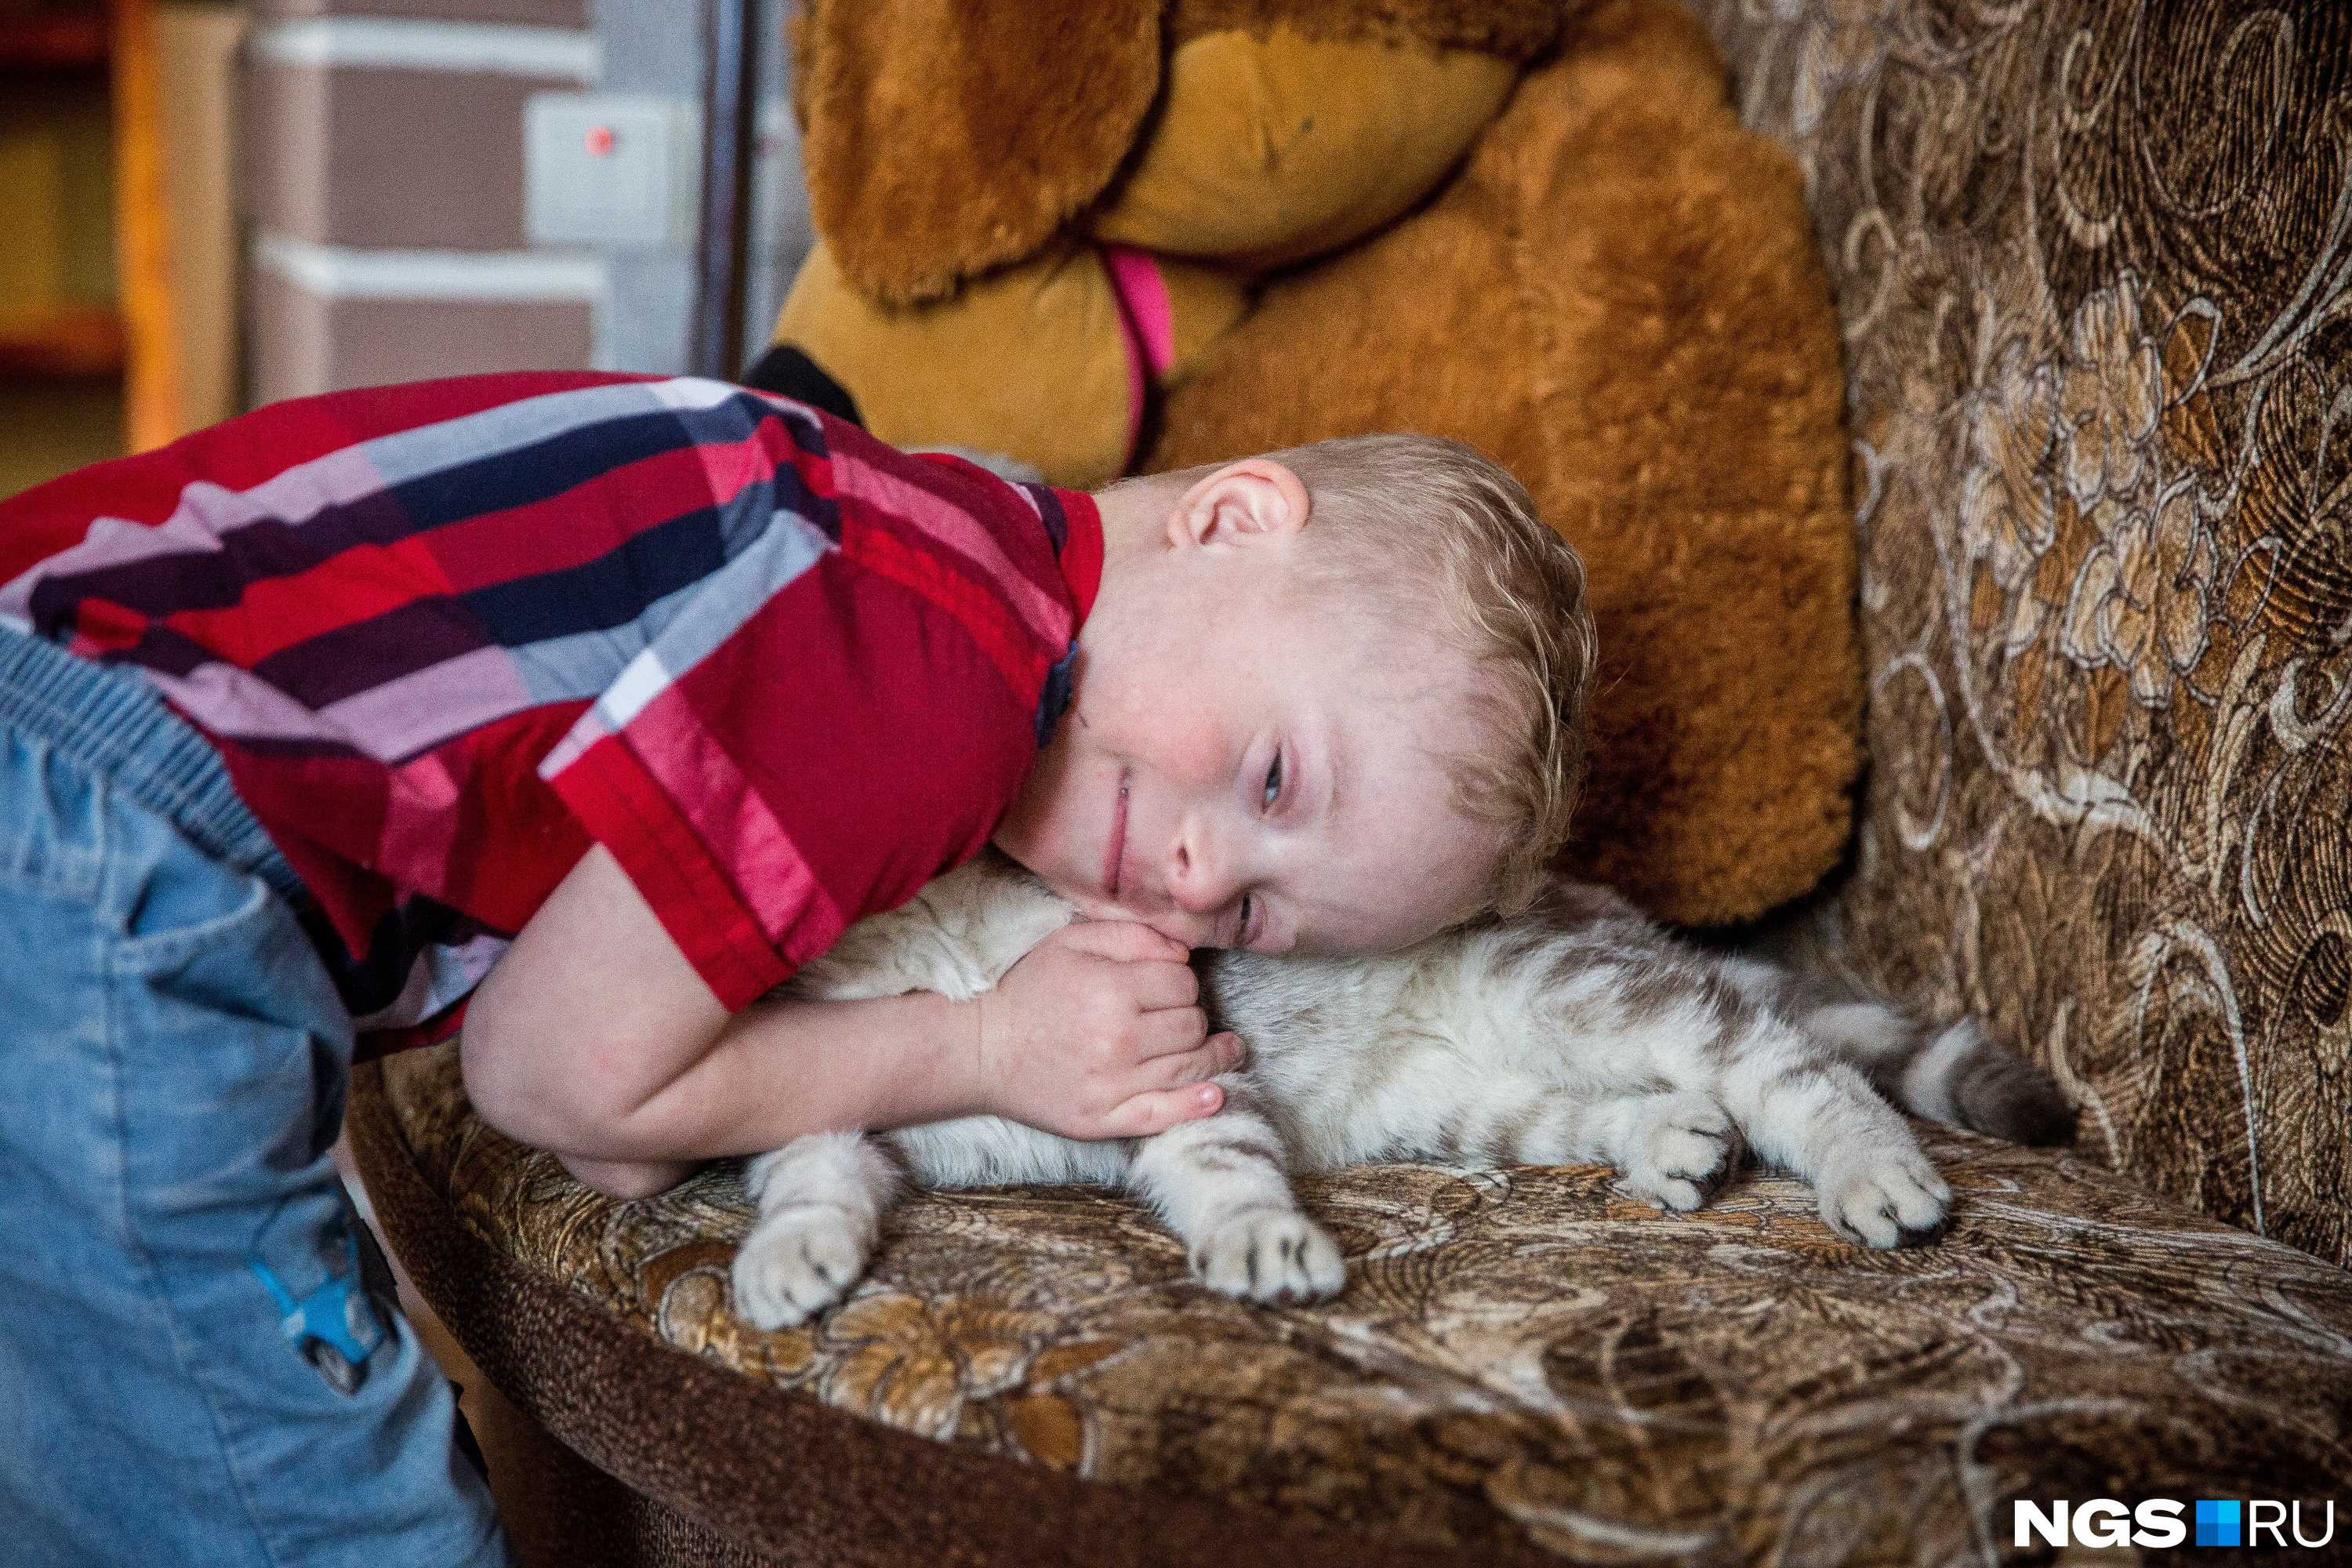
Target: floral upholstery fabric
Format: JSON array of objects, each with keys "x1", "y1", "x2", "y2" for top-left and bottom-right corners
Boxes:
[
  {"x1": 1689, "y1": 0, "x2": 2352, "y2": 1267},
  {"x1": 379, "y1": 1044, "x2": 2352, "y2": 1562}
]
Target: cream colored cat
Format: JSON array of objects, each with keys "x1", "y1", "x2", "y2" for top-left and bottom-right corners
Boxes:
[{"x1": 730, "y1": 855, "x2": 2070, "y2": 1329}]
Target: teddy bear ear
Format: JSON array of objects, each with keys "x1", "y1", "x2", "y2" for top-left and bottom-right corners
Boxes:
[{"x1": 795, "y1": 0, "x2": 1166, "y2": 307}]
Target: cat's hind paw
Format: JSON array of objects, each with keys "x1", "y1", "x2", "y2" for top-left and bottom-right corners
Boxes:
[
  {"x1": 731, "y1": 1205, "x2": 874, "y2": 1329},
  {"x1": 1816, "y1": 1145, "x2": 1951, "y2": 1248},
  {"x1": 1190, "y1": 1209, "x2": 1346, "y2": 1304},
  {"x1": 1616, "y1": 1093, "x2": 1745, "y2": 1212}
]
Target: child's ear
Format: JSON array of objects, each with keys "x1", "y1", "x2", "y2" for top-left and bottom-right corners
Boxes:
[{"x1": 1168, "y1": 459, "x2": 1312, "y2": 550}]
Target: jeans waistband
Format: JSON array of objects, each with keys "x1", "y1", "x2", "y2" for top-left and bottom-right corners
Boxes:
[{"x1": 0, "y1": 626, "x2": 304, "y2": 908}]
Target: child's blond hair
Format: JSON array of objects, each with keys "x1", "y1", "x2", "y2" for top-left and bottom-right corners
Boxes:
[{"x1": 1139, "y1": 434, "x2": 1596, "y2": 917}]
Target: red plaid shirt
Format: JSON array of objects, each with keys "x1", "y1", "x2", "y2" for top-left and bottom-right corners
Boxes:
[{"x1": 0, "y1": 372, "x2": 1101, "y2": 1054}]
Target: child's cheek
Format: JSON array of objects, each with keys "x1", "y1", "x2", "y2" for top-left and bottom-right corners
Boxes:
[{"x1": 1153, "y1": 710, "x2": 1236, "y2": 790}]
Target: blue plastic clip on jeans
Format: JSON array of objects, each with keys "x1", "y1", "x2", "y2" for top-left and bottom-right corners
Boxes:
[{"x1": 249, "y1": 1228, "x2": 386, "y2": 1396}]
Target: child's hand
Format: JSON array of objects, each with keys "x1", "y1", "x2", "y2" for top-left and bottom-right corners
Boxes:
[{"x1": 975, "y1": 920, "x2": 1242, "y2": 1139}]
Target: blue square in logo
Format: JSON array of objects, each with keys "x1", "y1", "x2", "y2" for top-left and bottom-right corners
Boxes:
[{"x1": 2195, "y1": 1500, "x2": 2241, "y2": 1547}]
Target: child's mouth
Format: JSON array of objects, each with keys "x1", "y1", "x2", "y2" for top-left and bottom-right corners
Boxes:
[{"x1": 1102, "y1": 776, "x2": 1130, "y2": 901}]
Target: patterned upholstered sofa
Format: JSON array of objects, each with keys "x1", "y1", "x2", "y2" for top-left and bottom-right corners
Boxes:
[{"x1": 348, "y1": 2, "x2": 2352, "y2": 1562}]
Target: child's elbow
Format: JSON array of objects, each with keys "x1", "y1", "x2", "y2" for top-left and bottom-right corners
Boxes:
[
  {"x1": 457, "y1": 1011, "x2": 554, "y2": 1147},
  {"x1": 458, "y1": 986, "x2": 676, "y2": 1157},
  {"x1": 458, "y1": 984, "x2": 608, "y2": 1152}
]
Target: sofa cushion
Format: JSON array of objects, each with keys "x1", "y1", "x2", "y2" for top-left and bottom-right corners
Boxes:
[
  {"x1": 358, "y1": 1044, "x2": 2352, "y2": 1564},
  {"x1": 1690, "y1": 0, "x2": 2352, "y2": 1266}
]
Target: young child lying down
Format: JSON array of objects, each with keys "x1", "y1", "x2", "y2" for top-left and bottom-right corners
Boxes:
[
  {"x1": 459, "y1": 422, "x2": 1602, "y2": 1201},
  {"x1": 0, "y1": 372, "x2": 1589, "y2": 1564}
]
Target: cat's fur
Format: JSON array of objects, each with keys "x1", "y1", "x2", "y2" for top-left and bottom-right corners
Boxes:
[{"x1": 731, "y1": 855, "x2": 2072, "y2": 1329}]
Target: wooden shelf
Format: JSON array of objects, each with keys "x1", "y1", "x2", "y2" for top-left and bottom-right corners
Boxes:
[
  {"x1": 0, "y1": 1, "x2": 185, "y2": 449},
  {"x1": 0, "y1": 13, "x2": 110, "y2": 70},
  {"x1": 0, "y1": 307, "x2": 128, "y2": 378}
]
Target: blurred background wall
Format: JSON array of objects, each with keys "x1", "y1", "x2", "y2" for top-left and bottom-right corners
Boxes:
[{"x1": 0, "y1": 0, "x2": 813, "y2": 499}]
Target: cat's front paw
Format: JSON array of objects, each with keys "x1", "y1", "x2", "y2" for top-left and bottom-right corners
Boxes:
[
  {"x1": 731, "y1": 1205, "x2": 873, "y2": 1329},
  {"x1": 1816, "y1": 1144, "x2": 1951, "y2": 1248},
  {"x1": 1190, "y1": 1209, "x2": 1346, "y2": 1304},
  {"x1": 1617, "y1": 1093, "x2": 1744, "y2": 1212}
]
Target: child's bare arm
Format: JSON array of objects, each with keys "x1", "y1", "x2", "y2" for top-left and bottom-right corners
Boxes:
[{"x1": 462, "y1": 846, "x2": 1237, "y2": 1197}]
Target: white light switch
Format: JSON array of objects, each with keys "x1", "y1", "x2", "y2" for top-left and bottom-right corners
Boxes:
[{"x1": 525, "y1": 93, "x2": 701, "y2": 249}]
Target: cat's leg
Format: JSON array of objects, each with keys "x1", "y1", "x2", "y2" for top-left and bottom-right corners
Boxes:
[
  {"x1": 1504, "y1": 1087, "x2": 1744, "y2": 1211},
  {"x1": 730, "y1": 1131, "x2": 902, "y2": 1330},
  {"x1": 1597, "y1": 1092, "x2": 1747, "y2": 1211},
  {"x1": 1714, "y1": 1013, "x2": 1951, "y2": 1248},
  {"x1": 1124, "y1": 1079, "x2": 1345, "y2": 1304}
]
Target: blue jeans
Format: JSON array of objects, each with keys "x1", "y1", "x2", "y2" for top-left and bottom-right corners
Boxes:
[{"x1": 0, "y1": 629, "x2": 513, "y2": 1567}]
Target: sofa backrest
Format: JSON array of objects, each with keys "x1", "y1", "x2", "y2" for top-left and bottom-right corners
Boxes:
[{"x1": 1693, "y1": 0, "x2": 2352, "y2": 1265}]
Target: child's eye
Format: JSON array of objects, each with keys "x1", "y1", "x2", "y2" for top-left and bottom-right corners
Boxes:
[{"x1": 1261, "y1": 754, "x2": 1283, "y2": 810}]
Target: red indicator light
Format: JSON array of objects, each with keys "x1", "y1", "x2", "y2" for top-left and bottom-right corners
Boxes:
[{"x1": 584, "y1": 125, "x2": 615, "y2": 155}]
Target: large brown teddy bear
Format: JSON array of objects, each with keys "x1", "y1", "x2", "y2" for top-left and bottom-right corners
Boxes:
[{"x1": 767, "y1": 0, "x2": 1858, "y2": 927}]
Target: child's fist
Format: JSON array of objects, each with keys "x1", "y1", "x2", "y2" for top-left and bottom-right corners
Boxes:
[{"x1": 976, "y1": 920, "x2": 1242, "y2": 1139}]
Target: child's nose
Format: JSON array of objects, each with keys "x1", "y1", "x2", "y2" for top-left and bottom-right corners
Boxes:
[{"x1": 1164, "y1": 828, "x2": 1241, "y2": 916}]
